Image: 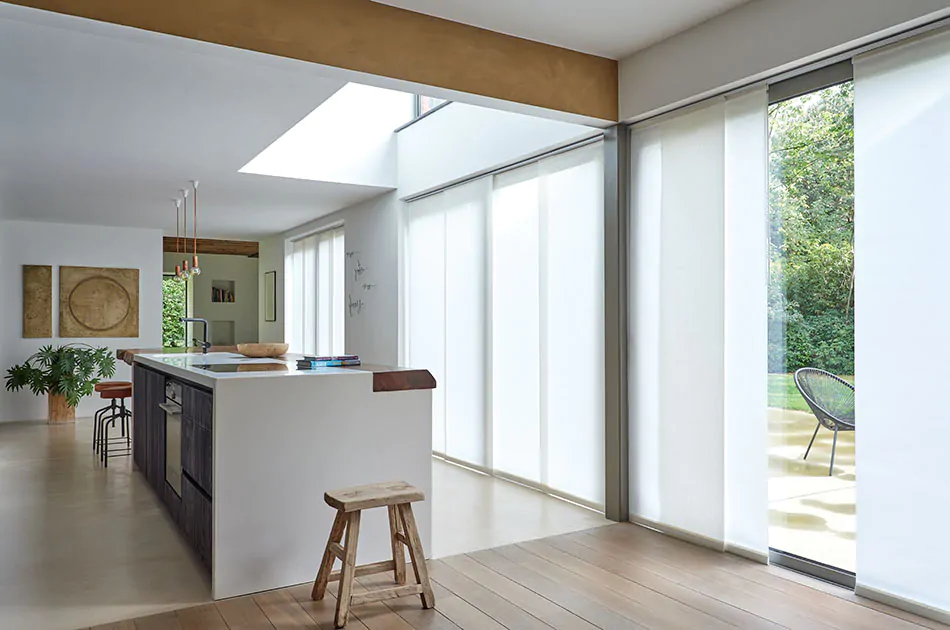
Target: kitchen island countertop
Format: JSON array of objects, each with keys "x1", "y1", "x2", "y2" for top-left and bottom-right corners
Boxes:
[{"x1": 120, "y1": 348, "x2": 436, "y2": 392}]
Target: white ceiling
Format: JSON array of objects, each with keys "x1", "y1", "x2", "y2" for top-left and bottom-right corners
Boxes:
[
  {"x1": 373, "y1": 0, "x2": 752, "y2": 59},
  {"x1": 0, "y1": 5, "x2": 394, "y2": 239}
]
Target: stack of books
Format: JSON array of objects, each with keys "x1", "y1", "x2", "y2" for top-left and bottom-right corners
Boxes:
[{"x1": 296, "y1": 355, "x2": 361, "y2": 369}]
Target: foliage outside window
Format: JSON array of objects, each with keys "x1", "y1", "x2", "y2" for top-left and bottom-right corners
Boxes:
[
  {"x1": 162, "y1": 274, "x2": 187, "y2": 348},
  {"x1": 414, "y1": 95, "x2": 447, "y2": 118},
  {"x1": 769, "y1": 82, "x2": 854, "y2": 376}
]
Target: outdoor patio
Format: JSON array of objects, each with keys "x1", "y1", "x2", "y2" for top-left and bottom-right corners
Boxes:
[{"x1": 769, "y1": 406, "x2": 856, "y2": 572}]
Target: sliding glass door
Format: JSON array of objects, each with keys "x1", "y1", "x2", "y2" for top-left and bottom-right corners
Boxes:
[
  {"x1": 767, "y1": 77, "x2": 856, "y2": 580},
  {"x1": 405, "y1": 142, "x2": 606, "y2": 508}
]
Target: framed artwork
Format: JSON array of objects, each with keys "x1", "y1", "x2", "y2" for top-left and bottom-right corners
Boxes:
[
  {"x1": 22, "y1": 265, "x2": 53, "y2": 338},
  {"x1": 264, "y1": 271, "x2": 277, "y2": 322},
  {"x1": 59, "y1": 266, "x2": 139, "y2": 338}
]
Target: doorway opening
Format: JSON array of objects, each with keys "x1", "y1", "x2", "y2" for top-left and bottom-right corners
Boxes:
[
  {"x1": 767, "y1": 77, "x2": 856, "y2": 584},
  {"x1": 162, "y1": 273, "x2": 189, "y2": 348}
]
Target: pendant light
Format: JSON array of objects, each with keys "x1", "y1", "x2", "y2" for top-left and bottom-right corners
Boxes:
[
  {"x1": 180, "y1": 188, "x2": 190, "y2": 278},
  {"x1": 173, "y1": 198, "x2": 184, "y2": 283},
  {"x1": 190, "y1": 180, "x2": 201, "y2": 276}
]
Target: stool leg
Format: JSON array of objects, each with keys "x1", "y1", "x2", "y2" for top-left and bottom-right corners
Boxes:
[
  {"x1": 398, "y1": 503, "x2": 434, "y2": 609},
  {"x1": 335, "y1": 510, "x2": 362, "y2": 629},
  {"x1": 387, "y1": 505, "x2": 407, "y2": 585},
  {"x1": 120, "y1": 400, "x2": 127, "y2": 438},
  {"x1": 312, "y1": 510, "x2": 347, "y2": 601}
]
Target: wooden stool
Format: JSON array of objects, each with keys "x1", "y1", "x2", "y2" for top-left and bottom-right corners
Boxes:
[{"x1": 312, "y1": 481, "x2": 434, "y2": 628}]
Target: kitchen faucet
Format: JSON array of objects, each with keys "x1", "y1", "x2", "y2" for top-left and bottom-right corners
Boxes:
[{"x1": 180, "y1": 317, "x2": 211, "y2": 354}]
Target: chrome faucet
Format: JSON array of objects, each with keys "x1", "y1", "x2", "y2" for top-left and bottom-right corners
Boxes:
[{"x1": 180, "y1": 317, "x2": 211, "y2": 354}]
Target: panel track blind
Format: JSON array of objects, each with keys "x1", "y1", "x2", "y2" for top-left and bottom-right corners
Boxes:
[{"x1": 405, "y1": 142, "x2": 606, "y2": 508}]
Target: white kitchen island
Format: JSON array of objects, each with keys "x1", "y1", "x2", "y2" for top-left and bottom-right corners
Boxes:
[{"x1": 123, "y1": 350, "x2": 434, "y2": 600}]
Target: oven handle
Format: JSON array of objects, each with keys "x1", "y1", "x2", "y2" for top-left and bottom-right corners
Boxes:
[{"x1": 158, "y1": 402, "x2": 182, "y2": 415}]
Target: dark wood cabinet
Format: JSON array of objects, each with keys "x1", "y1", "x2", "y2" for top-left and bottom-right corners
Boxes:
[
  {"x1": 131, "y1": 364, "x2": 213, "y2": 575},
  {"x1": 181, "y1": 384, "x2": 213, "y2": 497},
  {"x1": 181, "y1": 474, "x2": 212, "y2": 572},
  {"x1": 183, "y1": 385, "x2": 212, "y2": 429},
  {"x1": 132, "y1": 366, "x2": 148, "y2": 472},
  {"x1": 145, "y1": 369, "x2": 166, "y2": 493},
  {"x1": 133, "y1": 364, "x2": 166, "y2": 493}
]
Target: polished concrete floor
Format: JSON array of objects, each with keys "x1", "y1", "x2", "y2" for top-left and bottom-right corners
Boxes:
[
  {"x1": 0, "y1": 418, "x2": 606, "y2": 630},
  {"x1": 769, "y1": 407, "x2": 856, "y2": 572}
]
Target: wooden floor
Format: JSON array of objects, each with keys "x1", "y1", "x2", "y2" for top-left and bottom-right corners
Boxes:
[{"x1": 87, "y1": 523, "x2": 948, "y2": 630}]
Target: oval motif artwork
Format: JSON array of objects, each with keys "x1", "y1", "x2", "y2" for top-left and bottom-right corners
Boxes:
[
  {"x1": 68, "y1": 277, "x2": 131, "y2": 331},
  {"x1": 59, "y1": 266, "x2": 139, "y2": 338}
]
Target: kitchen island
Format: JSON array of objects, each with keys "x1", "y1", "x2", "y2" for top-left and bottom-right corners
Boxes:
[{"x1": 122, "y1": 349, "x2": 434, "y2": 600}]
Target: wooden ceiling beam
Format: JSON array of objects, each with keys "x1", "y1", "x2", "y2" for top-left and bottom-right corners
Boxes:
[
  {"x1": 6, "y1": 0, "x2": 618, "y2": 121},
  {"x1": 164, "y1": 237, "x2": 259, "y2": 258}
]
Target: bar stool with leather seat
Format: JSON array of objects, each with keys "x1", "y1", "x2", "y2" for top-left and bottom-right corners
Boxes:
[
  {"x1": 92, "y1": 381, "x2": 131, "y2": 454},
  {"x1": 96, "y1": 383, "x2": 132, "y2": 467},
  {"x1": 312, "y1": 481, "x2": 434, "y2": 628}
]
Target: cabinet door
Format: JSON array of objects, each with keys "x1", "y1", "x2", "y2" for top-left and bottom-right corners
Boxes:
[
  {"x1": 182, "y1": 385, "x2": 213, "y2": 496},
  {"x1": 181, "y1": 474, "x2": 212, "y2": 572},
  {"x1": 183, "y1": 385, "x2": 213, "y2": 429},
  {"x1": 181, "y1": 414, "x2": 213, "y2": 497},
  {"x1": 132, "y1": 366, "x2": 148, "y2": 472},
  {"x1": 145, "y1": 370, "x2": 166, "y2": 492}
]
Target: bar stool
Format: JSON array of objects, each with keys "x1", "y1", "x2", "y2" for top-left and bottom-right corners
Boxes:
[
  {"x1": 92, "y1": 381, "x2": 131, "y2": 454},
  {"x1": 96, "y1": 383, "x2": 132, "y2": 468},
  {"x1": 312, "y1": 481, "x2": 434, "y2": 628}
]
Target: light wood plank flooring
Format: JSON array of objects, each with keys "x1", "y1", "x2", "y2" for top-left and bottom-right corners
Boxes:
[
  {"x1": 0, "y1": 419, "x2": 606, "y2": 630},
  {"x1": 88, "y1": 523, "x2": 948, "y2": 630}
]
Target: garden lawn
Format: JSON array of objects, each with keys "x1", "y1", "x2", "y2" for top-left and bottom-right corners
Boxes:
[{"x1": 768, "y1": 373, "x2": 853, "y2": 412}]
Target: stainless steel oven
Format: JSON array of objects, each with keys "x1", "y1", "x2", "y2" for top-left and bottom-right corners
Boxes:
[{"x1": 159, "y1": 381, "x2": 182, "y2": 497}]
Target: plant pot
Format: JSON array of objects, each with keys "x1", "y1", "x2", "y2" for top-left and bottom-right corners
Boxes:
[{"x1": 48, "y1": 393, "x2": 76, "y2": 424}]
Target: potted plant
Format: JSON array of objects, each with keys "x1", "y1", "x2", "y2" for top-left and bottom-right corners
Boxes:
[{"x1": 5, "y1": 344, "x2": 117, "y2": 423}]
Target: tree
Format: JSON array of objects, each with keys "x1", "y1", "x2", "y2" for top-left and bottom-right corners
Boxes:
[
  {"x1": 769, "y1": 82, "x2": 855, "y2": 374},
  {"x1": 162, "y1": 276, "x2": 187, "y2": 348}
]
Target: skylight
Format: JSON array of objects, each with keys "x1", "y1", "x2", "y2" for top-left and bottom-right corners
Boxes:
[{"x1": 239, "y1": 83, "x2": 414, "y2": 188}]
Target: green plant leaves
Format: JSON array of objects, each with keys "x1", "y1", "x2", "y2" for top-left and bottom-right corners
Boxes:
[{"x1": 4, "y1": 343, "x2": 117, "y2": 409}]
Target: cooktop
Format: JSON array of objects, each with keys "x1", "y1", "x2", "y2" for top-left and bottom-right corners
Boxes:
[{"x1": 192, "y1": 362, "x2": 287, "y2": 373}]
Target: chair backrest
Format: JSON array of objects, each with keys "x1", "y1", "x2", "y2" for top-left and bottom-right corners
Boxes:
[{"x1": 793, "y1": 368, "x2": 855, "y2": 430}]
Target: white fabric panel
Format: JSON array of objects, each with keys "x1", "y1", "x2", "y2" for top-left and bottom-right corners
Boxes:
[
  {"x1": 491, "y1": 166, "x2": 543, "y2": 483},
  {"x1": 630, "y1": 125, "x2": 664, "y2": 521},
  {"x1": 659, "y1": 103, "x2": 726, "y2": 541},
  {"x1": 723, "y1": 90, "x2": 769, "y2": 556},
  {"x1": 630, "y1": 92, "x2": 768, "y2": 549},
  {"x1": 542, "y1": 144, "x2": 606, "y2": 505},
  {"x1": 405, "y1": 195, "x2": 447, "y2": 454},
  {"x1": 288, "y1": 227, "x2": 346, "y2": 357},
  {"x1": 854, "y1": 32, "x2": 950, "y2": 613},
  {"x1": 331, "y1": 229, "x2": 346, "y2": 355},
  {"x1": 443, "y1": 180, "x2": 490, "y2": 467}
]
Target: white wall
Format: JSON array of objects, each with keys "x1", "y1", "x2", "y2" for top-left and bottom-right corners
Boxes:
[
  {"x1": 0, "y1": 220, "x2": 162, "y2": 421},
  {"x1": 163, "y1": 253, "x2": 259, "y2": 345},
  {"x1": 396, "y1": 102, "x2": 596, "y2": 198},
  {"x1": 619, "y1": 0, "x2": 950, "y2": 121},
  {"x1": 259, "y1": 192, "x2": 399, "y2": 365}
]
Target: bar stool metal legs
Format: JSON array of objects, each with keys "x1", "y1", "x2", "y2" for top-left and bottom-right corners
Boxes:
[{"x1": 93, "y1": 383, "x2": 132, "y2": 468}]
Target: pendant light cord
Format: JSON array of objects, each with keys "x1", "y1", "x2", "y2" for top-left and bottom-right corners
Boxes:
[{"x1": 193, "y1": 181, "x2": 198, "y2": 256}]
